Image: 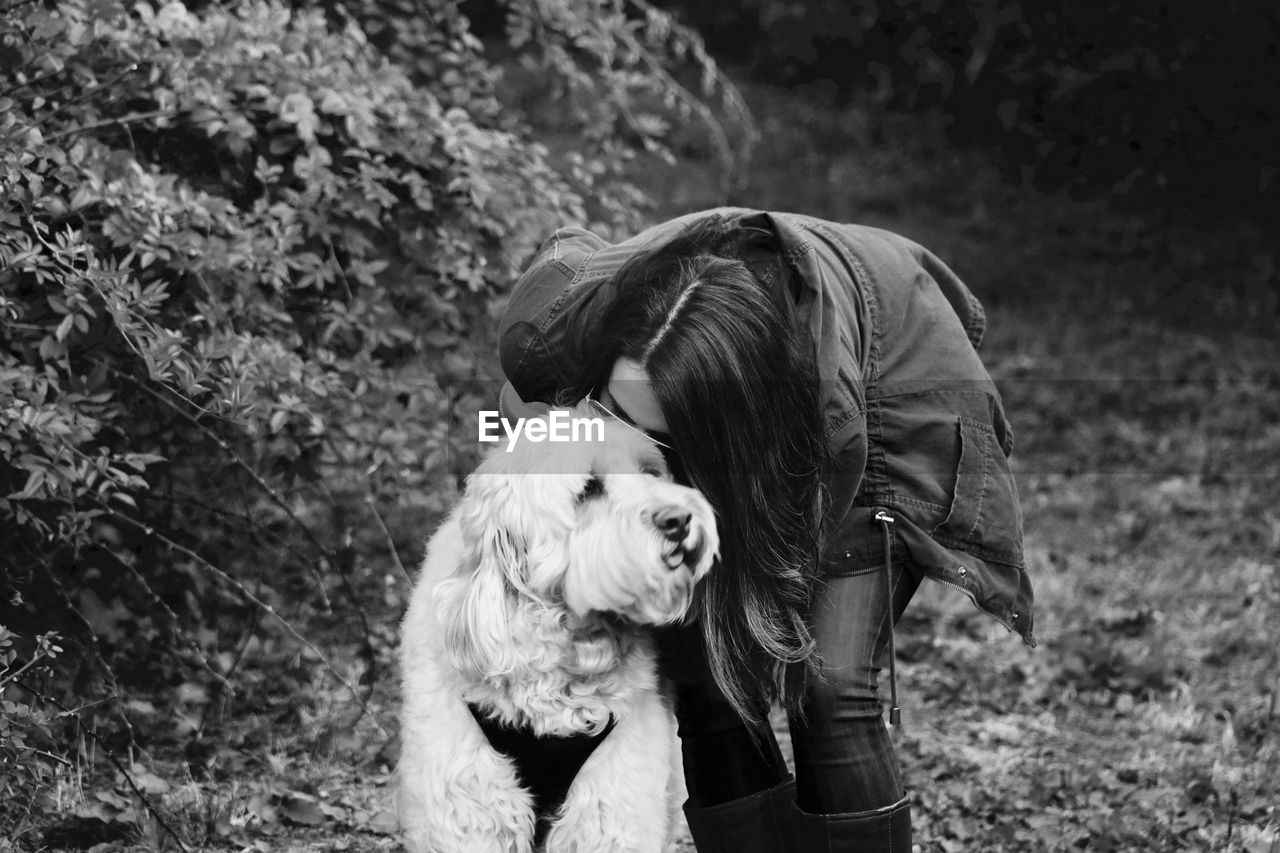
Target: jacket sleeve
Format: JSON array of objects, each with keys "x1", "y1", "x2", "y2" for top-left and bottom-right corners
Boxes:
[
  {"x1": 497, "y1": 226, "x2": 610, "y2": 407},
  {"x1": 870, "y1": 227, "x2": 987, "y2": 352}
]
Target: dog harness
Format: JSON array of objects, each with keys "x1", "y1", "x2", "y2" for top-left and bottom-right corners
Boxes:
[{"x1": 468, "y1": 704, "x2": 617, "y2": 846}]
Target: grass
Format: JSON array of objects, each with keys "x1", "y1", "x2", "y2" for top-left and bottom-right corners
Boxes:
[{"x1": 13, "y1": 73, "x2": 1279, "y2": 853}]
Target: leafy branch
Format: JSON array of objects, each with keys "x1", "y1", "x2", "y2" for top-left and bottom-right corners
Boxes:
[
  {"x1": 96, "y1": 502, "x2": 387, "y2": 739},
  {"x1": 12, "y1": 677, "x2": 194, "y2": 853}
]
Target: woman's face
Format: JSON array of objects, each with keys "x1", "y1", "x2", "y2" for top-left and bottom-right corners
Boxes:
[{"x1": 603, "y1": 357, "x2": 670, "y2": 438}]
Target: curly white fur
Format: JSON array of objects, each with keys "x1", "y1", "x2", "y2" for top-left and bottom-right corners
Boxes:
[{"x1": 398, "y1": 404, "x2": 717, "y2": 853}]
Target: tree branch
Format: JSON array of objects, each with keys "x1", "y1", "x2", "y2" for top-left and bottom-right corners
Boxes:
[
  {"x1": 43, "y1": 110, "x2": 178, "y2": 143},
  {"x1": 15, "y1": 678, "x2": 193, "y2": 853},
  {"x1": 98, "y1": 503, "x2": 387, "y2": 739},
  {"x1": 115, "y1": 370, "x2": 338, "y2": 611},
  {"x1": 366, "y1": 493, "x2": 415, "y2": 586}
]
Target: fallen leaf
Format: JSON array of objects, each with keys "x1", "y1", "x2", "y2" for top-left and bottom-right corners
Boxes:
[
  {"x1": 361, "y1": 808, "x2": 399, "y2": 835},
  {"x1": 281, "y1": 792, "x2": 327, "y2": 826},
  {"x1": 129, "y1": 765, "x2": 172, "y2": 795}
]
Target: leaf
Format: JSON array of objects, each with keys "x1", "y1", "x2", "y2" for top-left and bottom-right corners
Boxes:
[
  {"x1": 131, "y1": 770, "x2": 172, "y2": 795},
  {"x1": 246, "y1": 791, "x2": 277, "y2": 824},
  {"x1": 319, "y1": 800, "x2": 350, "y2": 822},
  {"x1": 279, "y1": 93, "x2": 319, "y2": 143},
  {"x1": 361, "y1": 809, "x2": 399, "y2": 835},
  {"x1": 176, "y1": 682, "x2": 209, "y2": 705},
  {"x1": 95, "y1": 789, "x2": 131, "y2": 812},
  {"x1": 280, "y1": 792, "x2": 327, "y2": 826}
]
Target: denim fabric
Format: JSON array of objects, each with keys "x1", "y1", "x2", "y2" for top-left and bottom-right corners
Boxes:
[
  {"x1": 673, "y1": 553, "x2": 920, "y2": 813},
  {"x1": 674, "y1": 681, "x2": 790, "y2": 807},
  {"x1": 789, "y1": 549, "x2": 921, "y2": 812}
]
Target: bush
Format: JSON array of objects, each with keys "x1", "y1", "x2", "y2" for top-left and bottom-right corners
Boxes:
[
  {"x1": 1, "y1": 0, "x2": 568, "y2": 646},
  {"x1": 0, "y1": 627, "x2": 62, "y2": 840},
  {"x1": 0, "y1": 0, "x2": 748, "y2": 828}
]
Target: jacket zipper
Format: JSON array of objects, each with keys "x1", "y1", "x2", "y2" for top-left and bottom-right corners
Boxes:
[{"x1": 924, "y1": 572, "x2": 1022, "y2": 639}]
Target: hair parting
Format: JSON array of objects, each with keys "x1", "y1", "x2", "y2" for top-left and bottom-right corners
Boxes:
[{"x1": 641, "y1": 265, "x2": 701, "y2": 362}]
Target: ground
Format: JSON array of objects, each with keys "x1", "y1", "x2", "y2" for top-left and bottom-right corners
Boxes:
[{"x1": 16, "y1": 76, "x2": 1279, "y2": 852}]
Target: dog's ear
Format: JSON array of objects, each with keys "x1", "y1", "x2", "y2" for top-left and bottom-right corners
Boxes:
[{"x1": 435, "y1": 492, "x2": 523, "y2": 680}]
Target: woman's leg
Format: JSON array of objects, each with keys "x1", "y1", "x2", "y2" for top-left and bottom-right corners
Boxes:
[
  {"x1": 665, "y1": 635, "x2": 796, "y2": 852},
  {"x1": 788, "y1": 558, "x2": 920, "y2": 813},
  {"x1": 675, "y1": 679, "x2": 789, "y2": 806},
  {"x1": 674, "y1": 560, "x2": 919, "y2": 852}
]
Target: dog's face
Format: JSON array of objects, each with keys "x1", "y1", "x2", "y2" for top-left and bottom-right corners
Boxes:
[{"x1": 453, "y1": 404, "x2": 717, "y2": 630}]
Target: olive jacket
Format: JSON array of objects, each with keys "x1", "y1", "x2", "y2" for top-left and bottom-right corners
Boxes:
[{"x1": 496, "y1": 208, "x2": 1035, "y2": 645}]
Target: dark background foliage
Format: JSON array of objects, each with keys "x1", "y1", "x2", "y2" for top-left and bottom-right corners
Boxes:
[{"x1": 659, "y1": 0, "x2": 1280, "y2": 211}]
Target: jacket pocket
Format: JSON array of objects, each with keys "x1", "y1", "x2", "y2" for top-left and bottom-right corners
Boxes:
[
  {"x1": 930, "y1": 417, "x2": 1025, "y2": 567},
  {"x1": 820, "y1": 506, "x2": 884, "y2": 577}
]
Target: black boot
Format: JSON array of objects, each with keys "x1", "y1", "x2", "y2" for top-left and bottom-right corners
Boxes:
[
  {"x1": 790, "y1": 795, "x2": 912, "y2": 853},
  {"x1": 682, "y1": 777, "x2": 798, "y2": 853}
]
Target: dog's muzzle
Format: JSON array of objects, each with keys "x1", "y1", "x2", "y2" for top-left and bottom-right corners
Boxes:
[{"x1": 652, "y1": 505, "x2": 707, "y2": 571}]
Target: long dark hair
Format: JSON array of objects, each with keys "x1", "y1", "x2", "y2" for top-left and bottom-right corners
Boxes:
[{"x1": 559, "y1": 215, "x2": 829, "y2": 727}]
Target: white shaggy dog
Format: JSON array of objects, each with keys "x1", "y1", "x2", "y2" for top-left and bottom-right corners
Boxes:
[{"x1": 398, "y1": 403, "x2": 718, "y2": 853}]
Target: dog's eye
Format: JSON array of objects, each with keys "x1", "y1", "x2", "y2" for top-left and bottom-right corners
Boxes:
[
  {"x1": 577, "y1": 476, "x2": 604, "y2": 502},
  {"x1": 639, "y1": 454, "x2": 668, "y2": 479}
]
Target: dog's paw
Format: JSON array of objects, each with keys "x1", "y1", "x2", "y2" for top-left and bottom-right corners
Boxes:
[
  {"x1": 542, "y1": 813, "x2": 620, "y2": 853},
  {"x1": 544, "y1": 800, "x2": 667, "y2": 853},
  {"x1": 398, "y1": 754, "x2": 536, "y2": 853}
]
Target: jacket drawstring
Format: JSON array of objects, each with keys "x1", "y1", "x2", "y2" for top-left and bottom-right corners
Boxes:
[{"x1": 874, "y1": 509, "x2": 901, "y2": 727}]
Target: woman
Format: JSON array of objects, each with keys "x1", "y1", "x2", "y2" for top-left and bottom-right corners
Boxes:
[{"x1": 496, "y1": 209, "x2": 1034, "y2": 851}]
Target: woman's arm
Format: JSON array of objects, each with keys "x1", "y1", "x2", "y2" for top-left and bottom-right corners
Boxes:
[{"x1": 498, "y1": 226, "x2": 610, "y2": 407}]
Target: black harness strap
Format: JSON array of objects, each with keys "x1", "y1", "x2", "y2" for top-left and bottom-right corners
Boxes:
[{"x1": 468, "y1": 704, "x2": 617, "y2": 847}]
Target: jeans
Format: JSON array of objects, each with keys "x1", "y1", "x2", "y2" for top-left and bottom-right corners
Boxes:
[{"x1": 672, "y1": 559, "x2": 920, "y2": 814}]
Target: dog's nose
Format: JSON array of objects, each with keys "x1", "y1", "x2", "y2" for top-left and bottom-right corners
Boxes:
[{"x1": 651, "y1": 506, "x2": 691, "y2": 543}]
